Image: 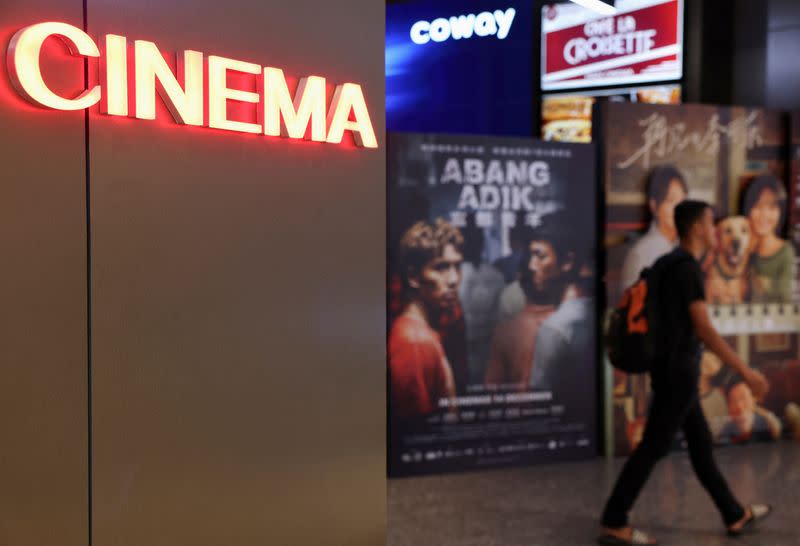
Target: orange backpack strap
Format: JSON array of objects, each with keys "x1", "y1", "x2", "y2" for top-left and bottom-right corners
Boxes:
[{"x1": 626, "y1": 281, "x2": 648, "y2": 334}]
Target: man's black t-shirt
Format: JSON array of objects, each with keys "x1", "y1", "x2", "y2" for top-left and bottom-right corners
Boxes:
[{"x1": 652, "y1": 247, "x2": 706, "y2": 377}]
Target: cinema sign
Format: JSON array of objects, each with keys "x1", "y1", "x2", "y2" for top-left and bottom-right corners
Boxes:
[{"x1": 6, "y1": 21, "x2": 378, "y2": 148}]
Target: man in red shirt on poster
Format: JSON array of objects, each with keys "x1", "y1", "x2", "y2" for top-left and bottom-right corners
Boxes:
[{"x1": 389, "y1": 219, "x2": 462, "y2": 417}]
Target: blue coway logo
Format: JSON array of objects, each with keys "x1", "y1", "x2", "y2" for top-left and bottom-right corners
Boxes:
[{"x1": 410, "y1": 8, "x2": 516, "y2": 45}]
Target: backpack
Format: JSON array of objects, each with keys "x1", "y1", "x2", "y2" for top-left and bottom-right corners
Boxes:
[{"x1": 606, "y1": 251, "x2": 693, "y2": 374}]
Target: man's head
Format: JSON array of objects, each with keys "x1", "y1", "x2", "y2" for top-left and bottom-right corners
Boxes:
[
  {"x1": 519, "y1": 212, "x2": 588, "y2": 304},
  {"x1": 647, "y1": 165, "x2": 688, "y2": 237},
  {"x1": 675, "y1": 200, "x2": 717, "y2": 251},
  {"x1": 399, "y1": 219, "x2": 464, "y2": 315},
  {"x1": 521, "y1": 237, "x2": 561, "y2": 303},
  {"x1": 728, "y1": 381, "x2": 756, "y2": 433}
]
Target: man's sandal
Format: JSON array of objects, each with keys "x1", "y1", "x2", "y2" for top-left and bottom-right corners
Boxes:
[
  {"x1": 597, "y1": 529, "x2": 658, "y2": 545},
  {"x1": 727, "y1": 504, "x2": 773, "y2": 536}
]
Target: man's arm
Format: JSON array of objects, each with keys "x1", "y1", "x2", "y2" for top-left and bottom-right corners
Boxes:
[{"x1": 689, "y1": 300, "x2": 769, "y2": 398}]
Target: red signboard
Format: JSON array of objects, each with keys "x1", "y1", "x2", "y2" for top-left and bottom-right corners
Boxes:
[{"x1": 541, "y1": 0, "x2": 683, "y2": 91}]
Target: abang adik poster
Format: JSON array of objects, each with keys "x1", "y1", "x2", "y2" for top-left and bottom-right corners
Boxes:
[
  {"x1": 600, "y1": 102, "x2": 800, "y2": 456},
  {"x1": 387, "y1": 133, "x2": 598, "y2": 476}
]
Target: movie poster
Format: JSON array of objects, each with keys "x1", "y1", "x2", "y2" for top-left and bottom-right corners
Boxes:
[
  {"x1": 791, "y1": 114, "x2": 800, "y2": 303},
  {"x1": 600, "y1": 102, "x2": 800, "y2": 455},
  {"x1": 388, "y1": 133, "x2": 597, "y2": 476}
]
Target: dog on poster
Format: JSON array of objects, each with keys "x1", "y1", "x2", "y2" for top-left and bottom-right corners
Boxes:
[{"x1": 705, "y1": 216, "x2": 754, "y2": 304}]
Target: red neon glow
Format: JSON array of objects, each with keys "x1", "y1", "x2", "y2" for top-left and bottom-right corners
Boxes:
[
  {"x1": 134, "y1": 40, "x2": 203, "y2": 125},
  {"x1": 7, "y1": 21, "x2": 101, "y2": 110},
  {"x1": 263, "y1": 68, "x2": 326, "y2": 142},
  {"x1": 326, "y1": 83, "x2": 378, "y2": 148},
  {"x1": 5, "y1": 21, "x2": 378, "y2": 148},
  {"x1": 208, "y1": 55, "x2": 261, "y2": 134}
]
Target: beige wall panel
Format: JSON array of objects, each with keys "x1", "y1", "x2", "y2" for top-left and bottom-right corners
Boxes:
[
  {"x1": 87, "y1": 1, "x2": 385, "y2": 545},
  {"x1": 0, "y1": 4, "x2": 89, "y2": 546}
]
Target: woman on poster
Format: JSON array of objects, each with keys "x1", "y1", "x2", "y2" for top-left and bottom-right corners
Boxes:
[
  {"x1": 743, "y1": 175, "x2": 796, "y2": 303},
  {"x1": 619, "y1": 165, "x2": 688, "y2": 291}
]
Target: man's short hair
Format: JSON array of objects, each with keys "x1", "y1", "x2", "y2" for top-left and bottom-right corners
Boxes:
[
  {"x1": 675, "y1": 200, "x2": 710, "y2": 240},
  {"x1": 398, "y1": 219, "x2": 463, "y2": 285},
  {"x1": 528, "y1": 211, "x2": 575, "y2": 261},
  {"x1": 521, "y1": 210, "x2": 593, "y2": 278},
  {"x1": 742, "y1": 174, "x2": 787, "y2": 231},
  {"x1": 647, "y1": 165, "x2": 688, "y2": 205}
]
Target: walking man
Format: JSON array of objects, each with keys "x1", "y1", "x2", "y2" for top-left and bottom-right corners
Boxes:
[{"x1": 599, "y1": 201, "x2": 773, "y2": 545}]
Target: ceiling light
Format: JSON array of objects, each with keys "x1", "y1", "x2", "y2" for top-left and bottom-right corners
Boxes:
[{"x1": 567, "y1": 0, "x2": 617, "y2": 15}]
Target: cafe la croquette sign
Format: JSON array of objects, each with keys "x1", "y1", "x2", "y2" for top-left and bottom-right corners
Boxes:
[{"x1": 6, "y1": 21, "x2": 378, "y2": 148}]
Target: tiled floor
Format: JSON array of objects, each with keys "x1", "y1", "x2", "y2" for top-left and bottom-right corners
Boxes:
[{"x1": 389, "y1": 442, "x2": 800, "y2": 545}]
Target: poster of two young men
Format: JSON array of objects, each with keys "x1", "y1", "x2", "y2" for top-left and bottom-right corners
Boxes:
[{"x1": 387, "y1": 133, "x2": 597, "y2": 476}]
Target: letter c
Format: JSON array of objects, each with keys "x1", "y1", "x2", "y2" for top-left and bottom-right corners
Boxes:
[
  {"x1": 410, "y1": 20, "x2": 431, "y2": 45},
  {"x1": 563, "y1": 38, "x2": 580, "y2": 65},
  {"x1": 7, "y1": 22, "x2": 101, "y2": 110}
]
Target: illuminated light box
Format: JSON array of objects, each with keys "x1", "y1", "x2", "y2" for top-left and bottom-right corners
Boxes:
[
  {"x1": 387, "y1": 0, "x2": 534, "y2": 136},
  {"x1": 6, "y1": 21, "x2": 378, "y2": 148},
  {"x1": 541, "y1": 0, "x2": 684, "y2": 91},
  {"x1": 541, "y1": 83, "x2": 682, "y2": 143}
]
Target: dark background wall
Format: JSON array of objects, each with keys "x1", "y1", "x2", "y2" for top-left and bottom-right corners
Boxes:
[
  {"x1": 689, "y1": 0, "x2": 800, "y2": 110},
  {"x1": 765, "y1": 0, "x2": 800, "y2": 110},
  {"x1": 0, "y1": 2, "x2": 89, "y2": 546},
  {"x1": 0, "y1": 1, "x2": 386, "y2": 545}
]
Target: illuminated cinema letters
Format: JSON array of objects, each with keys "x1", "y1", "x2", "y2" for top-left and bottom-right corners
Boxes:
[
  {"x1": 208, "y1": 55, "x2": 262, "y2": 134},
  {"x1": 262, "y1": 68, "x2": 327, "y2": 141},
  {"x1": 7, "y1": 22, "x2": 101, "y2": 110},
  {"x1": 135, "y1": 40, "x2": 204, "y2": 125},
  {"x1": 5, "y1": 21, "x2": 378, "y2": 148},
  {"x1": 102, "y1": 34, "x2": 128, "y2": 116},
  {"x1": 326, "y1": 83, "x2": 378, "y2": 148}
]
